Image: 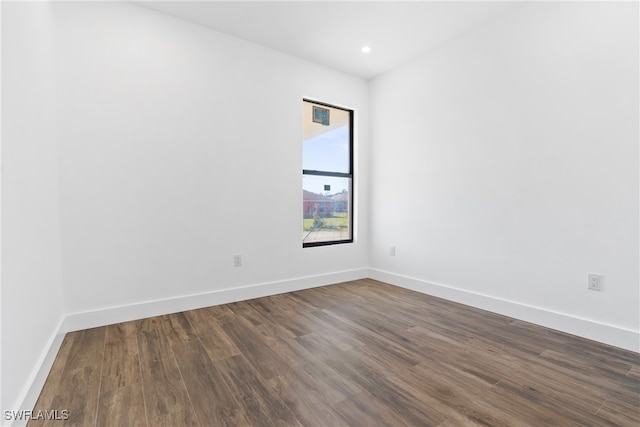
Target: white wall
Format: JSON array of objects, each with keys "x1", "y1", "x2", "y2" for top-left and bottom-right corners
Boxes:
[
  {"x1": 53, "y1": 2, "x2": 369, "y2": 319},
  {"x1": 1, "y1": 1, "x2": 65, "y2": 416},
  {"x1": 370, "y1": 2, "x2": 639, "y2": 350}
]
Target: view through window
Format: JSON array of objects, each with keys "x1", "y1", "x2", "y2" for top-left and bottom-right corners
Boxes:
[{"x1": 302, "y1": 100, "x2": 353, "y2": 247}]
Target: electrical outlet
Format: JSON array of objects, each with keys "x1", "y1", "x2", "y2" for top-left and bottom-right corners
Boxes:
[
  {"x1": 233, "y1": 254, "x2": 242, "y2": 267},
  {"x1": 587, "y1": 273, "x2": 602, "y2": 291},
  {"x1": 389, "y1": 246, "x2": 396, "y2": 256}
]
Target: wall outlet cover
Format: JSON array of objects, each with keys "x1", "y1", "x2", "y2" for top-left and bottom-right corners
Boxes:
[{"x1": 587, "y1": 273, "x2": 602, "y2": 291}]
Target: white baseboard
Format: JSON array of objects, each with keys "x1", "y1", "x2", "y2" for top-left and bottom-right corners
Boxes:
[
  {"x1": 6, "y1": 317, "x2": 65, "y2": 427},
  {"x1": 368, "y1": 268, "x2": 640, "y2": 353},
  {"x1": 62, "y1": 268, "x2": 369, "y2": 333}
]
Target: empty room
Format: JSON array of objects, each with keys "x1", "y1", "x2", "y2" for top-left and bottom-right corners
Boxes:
[{"x1": 2, "y1": 1, "x2": 639, "y2": 426}]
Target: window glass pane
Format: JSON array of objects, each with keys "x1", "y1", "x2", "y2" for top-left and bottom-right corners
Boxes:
[
  {"x1": 303, "y1": 175, "x2": 351, "y2": 245},
  {"x1": 302, "y1": 102, "x2": 350, "y2": 173}
]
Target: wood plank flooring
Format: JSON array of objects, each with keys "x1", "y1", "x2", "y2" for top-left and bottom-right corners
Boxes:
[{"x1": 29, "y1": 279, "x2": 640, "y2": 426}]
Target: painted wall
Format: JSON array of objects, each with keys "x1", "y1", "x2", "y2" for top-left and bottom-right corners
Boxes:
[
  {"x1": 52, "y1": 2, "x2": 369, "y2": 316},
  {"x1": 1, "y1": 1, "x2": 65, "y2": 415},
  {"x1": 370, "y1": 2, "x2": 639, "y2": 346}
]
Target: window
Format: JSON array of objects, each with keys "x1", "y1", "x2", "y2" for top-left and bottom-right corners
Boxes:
[{"x1": 302, "y1": 100, "x2": 353, "y2": 247}]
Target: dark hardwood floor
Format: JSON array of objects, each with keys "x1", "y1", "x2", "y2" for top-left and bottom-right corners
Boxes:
[{"x1": 29, "y1": 279, "x2": 640, "y2": 426}]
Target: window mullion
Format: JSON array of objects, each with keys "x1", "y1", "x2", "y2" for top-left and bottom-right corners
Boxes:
[{"x1": 303, "y1": 170, "x2": 352, "y2": 178}]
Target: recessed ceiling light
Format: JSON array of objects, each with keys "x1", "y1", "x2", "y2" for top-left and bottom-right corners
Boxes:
[{"x1": 361, "y1": 46, "x2": 372, "y2": 54}]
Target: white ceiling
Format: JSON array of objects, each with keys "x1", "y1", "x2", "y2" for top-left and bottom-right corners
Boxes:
[{"x1": 136, "y1": 1, "x2": 522, "y2": 80}]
